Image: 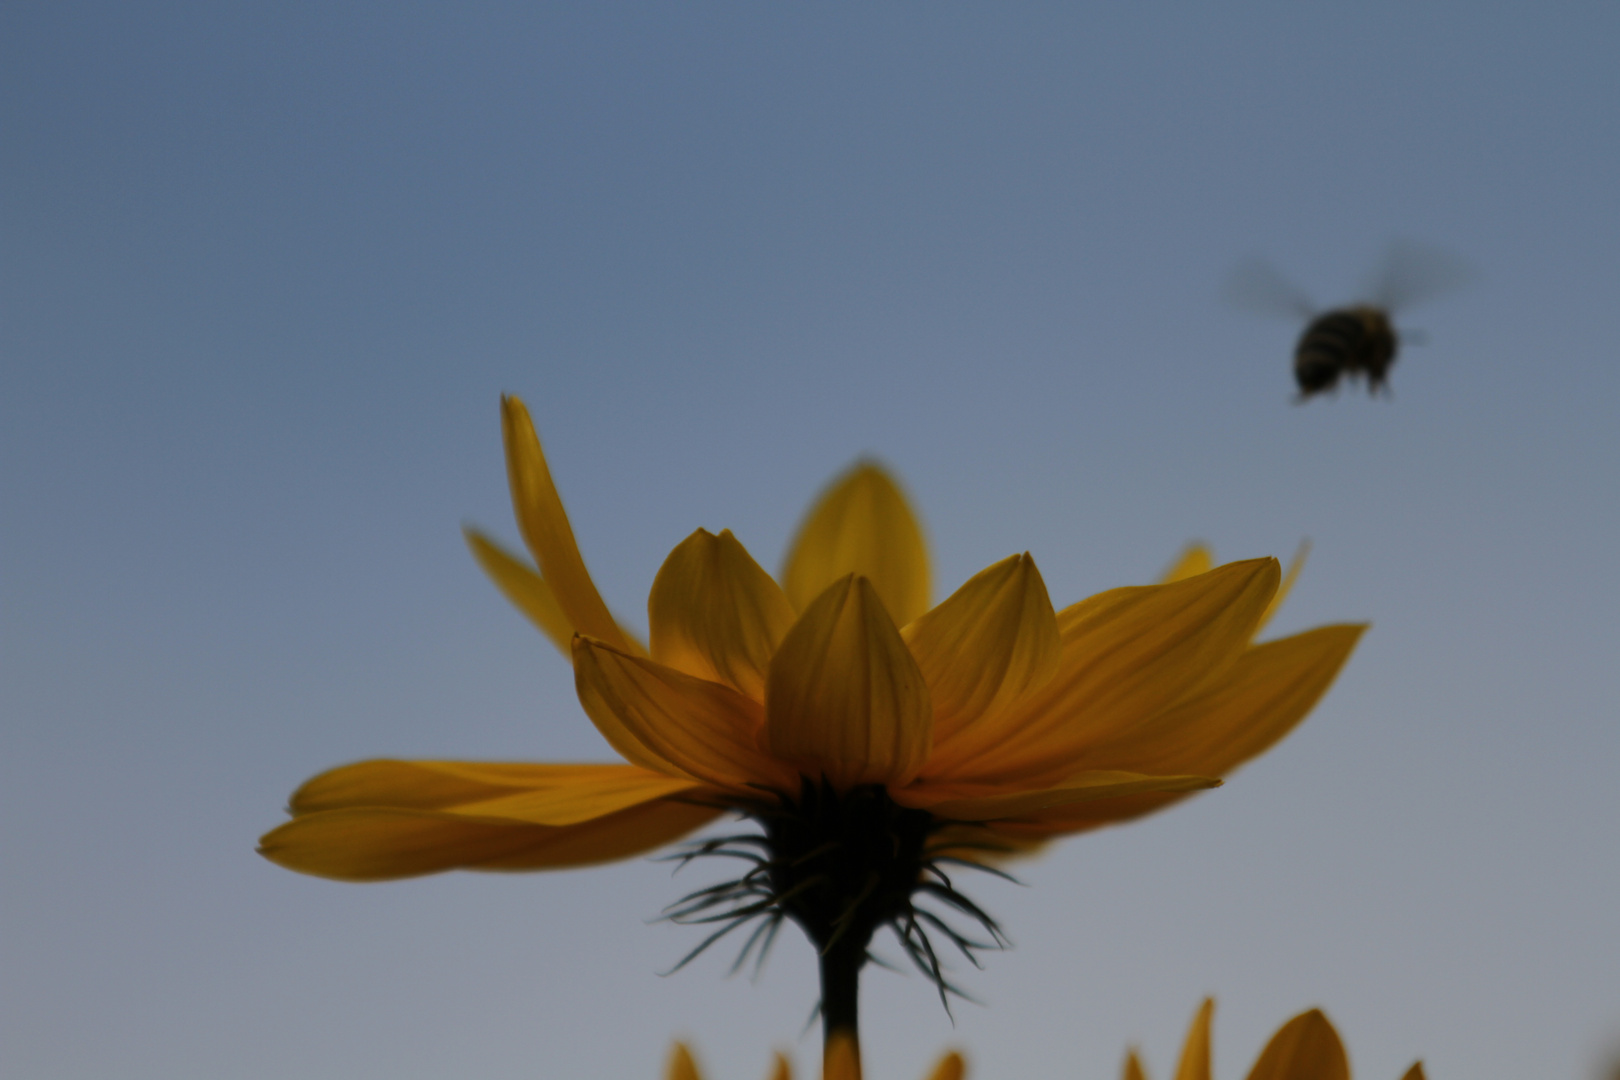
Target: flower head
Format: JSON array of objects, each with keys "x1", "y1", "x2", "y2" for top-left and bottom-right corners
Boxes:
[
  {"x1": 1125, "y1": 999, "x2": 1425, "y2": 1080},
  {"x1": 259, "y1": 396, "x2": 1363, "y2": 1036}
]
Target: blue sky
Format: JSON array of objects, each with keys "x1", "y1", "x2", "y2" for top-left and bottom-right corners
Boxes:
[{"x1": 4, "y1": 4, "x2": 1619, "y2": 1078}]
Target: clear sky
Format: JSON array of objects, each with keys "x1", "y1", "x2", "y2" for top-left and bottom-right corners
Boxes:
[{"x1": 3, "y1": 3, "x2": 1618, "y2": 1078}]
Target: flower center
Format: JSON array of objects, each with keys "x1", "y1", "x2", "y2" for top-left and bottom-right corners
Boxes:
[
  {"x1": 662, "y1": 778, "x2": 1009, "y2": 1043},
  {"x1": 763, "y1": 780, "x2": 934, "y2": 962},
  {"x1": 762, "y1": 781, "x2": 936, "y2": 1040}
]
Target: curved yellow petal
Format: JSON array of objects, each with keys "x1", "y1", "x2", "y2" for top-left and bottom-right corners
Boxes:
[
  {"x1": 501, "y1": 395, "x2": 640, "y2": 655},
  {"x1": 767, "y1": 1051, "x2": 793, "y2": 1080},
  {"x1": 983, "y1": 622, "x2": 1364, "y2": 839},
  {"x1": 922, "y1": 1051, "x2": 965, "y2": 1080},
  {"x1": 649, "y1": 528, "x2": 797, "y2": 700},
  {"x1": 928, "y1": 558, "x2": 1279, "y2": 783},
  {"x1": 1256, "y1": 540, "x2": 1310, "y2": 636},
  {"x1": 902, "y1": 553, "x2": 1060, "y2": 742},
  {"x1": 1080, "y1": 623, "x2": 1366, "y2": 776},
  {"x1": 574, "y1": 636, "x2": 793, "y2": 792},
  {"x1": 1166, "y1": 541, "x2": 1309, "y2": 638},
  {"x1": 782, "y1": 462, "x2": 930, "y2": 627},
  {"x1": 1123, "y1": 1050, "x2": 1150, "y2": 1080},
  {"x1": 766, "y1": 575, "x2": 932, "y2": 789},
  {"x1": 464, "y1": 528, "x2": 574, "y2": 656},
  {"x1": 1399, "y1": 1064, "x2": 1426, "y2": 1080},
  {"x1": 823, "y1": 1031, "x2": 860, "y2": 1080},
  {"x1": 1175, "y1": 999, "x2": 1214, "y2": 1080},
  {"x1": 446, "y1": 774, "x2": 709, "y2": 825},
  {"x1": 1160, "y1": 542, "x2": 1213, "y2": 583},
  {"x1": 895, "y1": 770, "x2": 1218, "y2": 821},
  {"x1": 290, "y1": 759, "x2": 701, "y2": 818},
  {"x1": 257, "y1": 797, "x2": 720, "y2": 881},
  {"x1": 1244, "y1": 1009, "x2": 1349, "y2": 1080},
  {"x1": 667, "y1": 1043, "x2": 703, "y2": 1080}
]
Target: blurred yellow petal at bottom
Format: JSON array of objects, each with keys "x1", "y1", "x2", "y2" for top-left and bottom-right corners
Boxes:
[{"x1": 1125, "y1": 998, "x2": 1422, "y2": 1080}]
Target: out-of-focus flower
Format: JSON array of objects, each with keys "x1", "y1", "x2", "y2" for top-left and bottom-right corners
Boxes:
[
  {"x1": 665, "y1": 1034, "x2": 963, "y2": 1080},
  {"x1": 259, "y1": 395, "x2": 1363, "y2": 1042},
  {"x1": 1124, "y1": 999, "x2": 1425, "y2": 1080},
  {"x1": 664, "y1": 1042, "x2": 790, "y2": 1080}
]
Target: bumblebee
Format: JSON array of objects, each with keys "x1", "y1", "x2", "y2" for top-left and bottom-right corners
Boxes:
[
  {"x1": 1224, "y1": 242, "x2": 1469, "y2": 402},
  {"x1": 1293, "y1": 305, "x2": 1398, "y2": 398}
]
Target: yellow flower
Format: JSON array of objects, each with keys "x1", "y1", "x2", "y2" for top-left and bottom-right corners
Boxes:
[
  {"x1": 1124, "y1": 999, "x2": 1425, "y2": 1080},
  {"x1": 259, "y1": 395, "x2": 1364, "y2": 1037},
  {"x1": 260, "y1": 395, "x2": 1360, "y2": 873},
  {"x1": 665, "y1": 1033, "x2": 962, "y2": 1080}
]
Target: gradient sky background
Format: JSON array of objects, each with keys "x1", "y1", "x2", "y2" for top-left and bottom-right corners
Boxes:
[{"x1": 4, "y1": 4, "x2": 1619, "y2": 1079}]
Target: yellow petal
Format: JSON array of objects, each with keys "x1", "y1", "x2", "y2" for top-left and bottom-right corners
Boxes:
[
  {"x1": 649, "y1": 528, "x2": 797, "y2": 700},
  {"x1": 1244, "y1": 1010, "x2": 1349, "y2": 1080},
  {"x1": 446, "y1": 774, "x2": 710, "y2": 825},
  {"x1": 929, "y1": 558, "x2": 1279, "y2": 783},
  {"x1": 895, "y1": 770, "x2": 1219, "y2": 821},
  {"x1": 1175, "y1": 999, "x2": 1214, "y2": 1080},
  {"x1": 1123, "y1": 1050, "x2": 1150, "y2": 1080},
  {"x1": 1160, "y1": 542, "x2": 1213, "y2": 583},
  {"x1": 1398, "y1": 1064, "x2": 1426, "y2": 1080},
  {"x1": 289, "y1": 759, "x2": 702, "y2": 818},
  {"x1": 902, "y1": 553, "x2": 1060, "y2": 742},
  {"x1": 257, "y1": 798, "x2": 720, "y2": 881},
  {"x1": 766, "y1": 576, "x2": 932, "y2": 788},
  {"x1": 667, "y1": 1043, "x2": 703, "y2": 1080},
  {"x1": 767, "y1": 1051, "x2": 793, "y2": 1080},
  {"x1": 1256, "y1": 540, "x2": 1310, "y2": 636},
  {"x1": 823, "y1": 1032, "x2": 861, "y2": 1080},
  {"x1": 501, "y1": 394, "x2": 640, "y2": 654},
  {"x1": 984, "y1": 622, "x2": 1364, "y2": 839},
  {"x1": 922, "y1": 1051, "x2": 965, "y2": 1080},
  {"x1": 1163, "y1": 541, "x2": 1309, "y2": 639},
  {"x1": 464, "y1": 528, "x2": 574, "y2": 656},
  {"x1": 574, "y1": 636, "x2": 795, "y2": 792},
  {"x1": 1080, "y1": 623, "x2": 1366, "y2": 776},
  {"x1": 782, "y1": 462, "x2": 930, "y2": 627}
]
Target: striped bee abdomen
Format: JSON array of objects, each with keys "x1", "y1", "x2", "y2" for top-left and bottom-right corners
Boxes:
[{"x1": 1292, "y1": 306, "x2": 1398, "y2": 399}]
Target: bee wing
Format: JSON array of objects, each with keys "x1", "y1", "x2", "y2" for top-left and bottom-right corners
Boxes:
[
  {"x1": 1364, "y1": 240, "x2": 1474, "y2": 312},
  {"x1": 1221, "y1": 256, "x2": 1315, "y2": 319}
]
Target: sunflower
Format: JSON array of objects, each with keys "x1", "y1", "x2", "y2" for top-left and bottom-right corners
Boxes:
[
  {"x1": 1124, "y1": 999, "x2": 1424, "y2": 1080},
  {"x1": 260, "y1": 396, "x2": 1363, "y2": 1049},
  {"x1": 665, "y1": 1034, "x2": 960, "y2": 1080}
]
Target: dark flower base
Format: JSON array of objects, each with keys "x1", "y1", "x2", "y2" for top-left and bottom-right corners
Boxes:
[{"x1": 663, "y1": 779, "x2": 1010, "y2": 1046}]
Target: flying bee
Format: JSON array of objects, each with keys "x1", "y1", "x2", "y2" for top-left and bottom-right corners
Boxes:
[
  {"x1": 1224, "y1": 241, "x2": 1471, "y2": 401},
  {"x1": 1293, "y1": 304, "x2": 1397, "y2": 397}
]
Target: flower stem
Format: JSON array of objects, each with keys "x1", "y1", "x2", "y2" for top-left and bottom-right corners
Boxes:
[{"x1": 819, "y1": 932, "x2": 864, "y2": 1052}]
